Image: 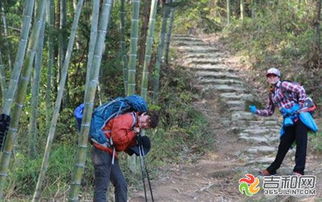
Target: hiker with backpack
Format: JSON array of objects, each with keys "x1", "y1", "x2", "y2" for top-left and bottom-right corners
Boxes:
[
  {"x1": 81, "y1": 95, "x2": 159, "y2": 202},
  {"x1": 248, "y1": 67, "x2": 318, "y2": 176}
]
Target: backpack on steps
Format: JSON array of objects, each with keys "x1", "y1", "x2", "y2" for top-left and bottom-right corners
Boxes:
[{"x1": 74, "y1": 94, "x2": 148, "y2": 144}]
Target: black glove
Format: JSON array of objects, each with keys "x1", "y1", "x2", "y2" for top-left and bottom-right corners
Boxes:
[
  {"x1": 0, "y1": 114, "x2": 11, "y2": 149},
  {"x1": 136, "y1": 135, "x2": 144, "y2": 146},
  {"x1": 125, "y1": 135, "x2": 151, "y2": 156}
]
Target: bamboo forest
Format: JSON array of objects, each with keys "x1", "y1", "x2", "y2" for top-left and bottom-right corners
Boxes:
[{"x1": 0, "y1": 0, "x2": 322, "y2": 201}]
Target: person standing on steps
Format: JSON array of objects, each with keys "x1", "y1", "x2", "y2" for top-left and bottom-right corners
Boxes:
[{"x1": 248, "y1": 67, "x2": 318, "y2": 176}]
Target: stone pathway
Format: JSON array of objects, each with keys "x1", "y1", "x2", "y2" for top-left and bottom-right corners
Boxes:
[
  {"x1": 130, "y1": 34, "x2": 321, "y2": 201},
  {"x1": 173, "y1": 34, "x2": 284, "y2": 168}
]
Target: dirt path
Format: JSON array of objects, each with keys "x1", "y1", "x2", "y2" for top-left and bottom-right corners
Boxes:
[{"x1": 129, "y1": 34, "x2": 322, "y2": 202}]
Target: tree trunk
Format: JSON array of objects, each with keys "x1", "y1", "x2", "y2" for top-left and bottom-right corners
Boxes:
[
  {"x1": 164, "y1": 0, "x2": 175, "y2": 65},
  {"x1": 240, "y1": 0, "x2": 244, "y2": 20},
  {"x1": 1, "y1": 0, "x2": 35, "y2": 115},
  {"x1": 127, "y1": 0, "x2": 141, "y2": 96},
  {"x1": 32, "y1": 0, "x2": 85, "y2": 200},
  {"x1": 0, "y1": 55, "x2": 5, "y2": 105},
  {"x1": 314, "y1": 0, "x2": 321, "y2": 54},
  {"x1": 0, "y1": 3, "x2": 12, "y2": 69},
  {"x1": 251, "y1": 0, "x2": 256, "y2": 18},
  {"x1": 138, "y1": 0, "x2": 151, "y2": 67},
  {"x1": 119, "y1": 0, "x2": 128, "y2": 95},
  {"x1": 59, "y1": 0, "x2": 69, "y2": 109},
  {"x1": 45, "y1": 0, "x2": 55, "y2": 125},
  {"x1": 0, "y1": 0, "x2": 46, "y2": 198},
  {"x1": 152, "y1": 1, "x2": 170, "y2": 104},
  {"x1": 28, "y1": 18, "x2": 46, "y2": 158},
  {"x1": 68, "y1": 0, "x2": 113, "y2": 200},
  {"x1": 227, "y1": 0, "x2": 230, "y2": 25},
  {"x1": 127, "y1": 0, "x2": 141, "y2": 173},
  {"x1": 140, "y1": 0, "x2": 158, "y2": 100}
]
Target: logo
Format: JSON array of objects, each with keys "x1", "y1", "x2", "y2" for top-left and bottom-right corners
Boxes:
[
  {"x1": 239, "y1": 174, "x2": 260, "y2": 196},
  {"x1": 262, "y1": 175, "x2": 316, "y2": 196}
]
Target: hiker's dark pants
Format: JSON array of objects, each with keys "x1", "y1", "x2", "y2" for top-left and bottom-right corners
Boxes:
[
  {"x1": 267, "y1": 120, "x2": 308, "y2": 175},
  {"x1": 92, "y1": 147, "x2": 127, "y2": 202}
]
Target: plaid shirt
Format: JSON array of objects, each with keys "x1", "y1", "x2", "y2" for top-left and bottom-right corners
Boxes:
[{"x1": 256, "y1": 80, "x2": 307, "y2": 116}]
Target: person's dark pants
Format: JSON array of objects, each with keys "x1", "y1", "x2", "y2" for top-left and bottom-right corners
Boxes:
[
  {"x1": 92, "y1": 147, "x2": 127, "y2": 202},
  {"x1": 267, "y1": 119, "x2": 308, "y2": 175}
]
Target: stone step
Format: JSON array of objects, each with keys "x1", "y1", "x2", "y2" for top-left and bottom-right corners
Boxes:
[
  {"x1": 239, "y1": 135, "x2": 269, "y2": 143},
  {"x1": 182, "y1": 52, "x2": 225, "y2": 59},
  {"x1": 246, "y1": 146, "x2": 276, "y2": 154},
  {"x1": 172, "y1": 36, "x2": 202, "y2": 41},
  {"x1": 188, "y1": 66, "x2": 235, "y2": 73},
  {"x1": 200, "y1": 85, "x2": 245, "y2": 95},
  {"x1": 231, "y1": 111, "x2": 254, "y2": 121},
  {"x1": 188, "y1": 64, "x2": 236, "y2": 72},
  {"x1": 269, "y1": 128, "x2": 281, "y2": 134},
  {"x1": 243, "y1": 128, "x2": 270, "y2": 136},
  {"x1": 212, "y1": 85, "x2": 246, "y2": 93},
  {"x1": 246, "y1": 157, "x2": 276, "y2": 165},
  {"x1": 266, "y1": 134, "x2": 280, "y2": 142},
  {"x1": 196, "y1": 71, "x2": 240, "y2": 80},
  {"x1": 219, "y1": 93, "x2": 254, "y2": 102},
  {"x1": 229, "y1": 106, "x2": 246, "y2": 112},
  {"x1": 183, "y1": 58, "x2": 224, "y2": 65},
  {"x1": 257, "y1": 116, "x2": 279, "y2": 122},
  {"x1": 198, "y1": 79, "x2": 243, "y2": 86},
  {"x1": 177, "y1": 47, "x2": 220, "y2": 54},
  {"x1": 263, "y1": 120, "x2": 279, "y2": 126},
  {"x1": 172, "y1": 41, "x2": 208, "y2": 47},
  {"x1": 248, "y1": 120, "x2": 266, "y2": 125},
  {"x1": 226, "y1": 100, "x2": 245, "y2": 107}
]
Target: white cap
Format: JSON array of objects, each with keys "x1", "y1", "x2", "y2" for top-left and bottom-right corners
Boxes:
[{"x1": 266, "y1": 68, "x2": 281, "y2": 77}]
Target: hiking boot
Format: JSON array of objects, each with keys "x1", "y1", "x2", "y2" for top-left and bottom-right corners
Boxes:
[
  {"x1": 258, "y1": 169, "x2": 272, "y2": 176},
  {"x1": 293, "y1": 171, "x2": 303, "y2": 176}
]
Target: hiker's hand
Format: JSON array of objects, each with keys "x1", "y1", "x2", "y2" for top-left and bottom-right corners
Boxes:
[
  {"x1": 133, "y1": 127, "x2": 140, "y2": 133},
  {"x1": 280, "y1": 108, "x2": 292, "y2": 116},
  {"x1": 136, "y1": 135, "x2": 144, "y2": 145},
  {"x1": 280, "y1": 105, "x2": 300, "y2": 116},
  {"x1": 249, "y1": 105, "x2": 257, "y2": 114}
]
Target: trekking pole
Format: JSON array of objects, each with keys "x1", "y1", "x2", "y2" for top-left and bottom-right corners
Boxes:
[
  {"x1": 139, "y1": 144, "x2": 154, "y2": 202},
  {"x1": 138, "y1": 144, "x2": 148, "y2": 202}
]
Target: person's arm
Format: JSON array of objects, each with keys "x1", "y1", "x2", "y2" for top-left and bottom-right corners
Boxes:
[
  {"x1": 255, "y1": 96, "x2": 275, "y2": 116},
  {"x1": 281, "y1": 81, "x2": 307, "y2": 107}
]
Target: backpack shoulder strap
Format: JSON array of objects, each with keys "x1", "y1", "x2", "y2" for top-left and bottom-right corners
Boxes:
[{"x1": 130, "y1": 112, "x2": 138, "y2": 129}]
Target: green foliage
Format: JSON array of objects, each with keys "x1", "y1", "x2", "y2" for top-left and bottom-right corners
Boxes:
[
  {"x1": 6, "y1": 144, "x2": 82, "y2": 198},
  {"x1": 173, "y1": 0, "x2": 223, "y2": 33},
  {"x1": 221, "y1": 1, "x2": 322, "y2": 115},
  {"x1": 310, "y1": 131, "x2": 322, "y2": 152},
  {"x1": 149, "y1": 66, "x2": 211, "y2": 164}
]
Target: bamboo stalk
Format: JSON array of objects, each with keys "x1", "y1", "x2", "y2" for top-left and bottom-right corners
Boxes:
[
  {"x1": 140, "y1": 0, "x2": 158, "y2": 100},
  {"x1": 32, "y1": 0, "x2": 85, "y2": 200},
  {"x1": 27, "y1": 18, "x2": 46, "y2": 158},
  {"x1": 1, "y1": 0, "x2": 35, "y2": 115},
  {"x1": 68, "y1": 0, "x2": 113, "y2": 201},
  {"x1": 152, "y1": 1, "x2": 170, "y2": 104},
  {"x1": 120, "y1": 0, "x2": 128, "y2": 95},
  {"x1": 164, "y1": 0, "x2": 175, "y2": 65},
  {"x1": 45, "y1": 0, "x2": 55, "y2": 126},
  {"x1": 0, "y1": 0, "x2": 46, "y2": 198},
  {"x1": 127, "y1": 0, "x2": 141, "y2": 96}
]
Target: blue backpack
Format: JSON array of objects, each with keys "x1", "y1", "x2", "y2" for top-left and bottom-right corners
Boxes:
[{"x1": 74, "y1": 95, "x2": 148, "y2": 144}]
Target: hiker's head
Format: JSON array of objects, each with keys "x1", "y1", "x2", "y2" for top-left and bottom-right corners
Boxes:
[
  {"x1": 138, "y1": 111, "x2": 159, "y2": 129},
  {"x1": 266, "y1": 67, "x2": 281, "y2": 85}
]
